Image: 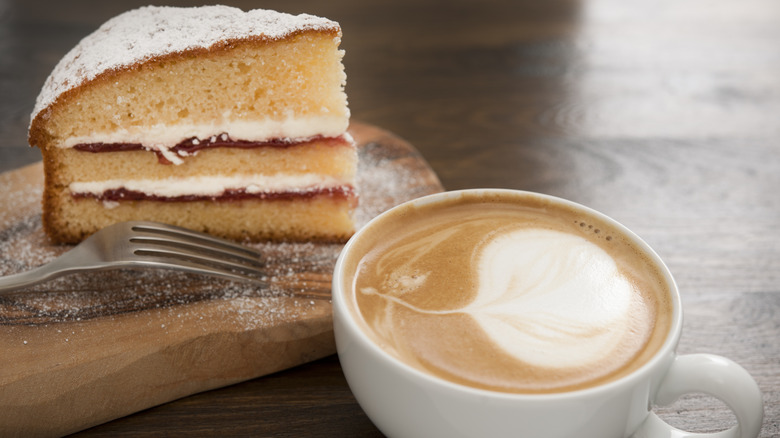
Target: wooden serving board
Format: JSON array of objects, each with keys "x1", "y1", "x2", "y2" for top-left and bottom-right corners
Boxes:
[{"x1": 0, "y1": 122, "x2": 443, "y2": 437}]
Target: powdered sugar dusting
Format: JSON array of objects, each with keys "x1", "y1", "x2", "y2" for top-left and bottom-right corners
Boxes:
[{"x1": 31, "y1": 5, "x2": 340, "y2": 121}]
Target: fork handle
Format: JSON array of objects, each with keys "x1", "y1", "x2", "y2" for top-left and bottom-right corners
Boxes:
[
  {"x1": 0, "y1": 265, "x2": 61, "y2": 294},
  {"x1": 0, "y1": 261, "x2": 86, "y2": 295}
]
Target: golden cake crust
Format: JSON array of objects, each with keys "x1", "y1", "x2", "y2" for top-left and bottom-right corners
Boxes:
[
  {"x1": 29, "y1": 5, "x2": 342, "y2": 150},
  {"x1": 29, "y1": 34, "x2": 340, "y2": 151}
]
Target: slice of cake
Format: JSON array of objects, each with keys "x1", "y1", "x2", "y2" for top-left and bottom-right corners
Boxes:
[{"x1": 28, "y1": 5, "x2": 357, "y2": 244}]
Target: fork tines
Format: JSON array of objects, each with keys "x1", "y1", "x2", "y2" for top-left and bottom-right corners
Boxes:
[{"x1": 128, "y1": 222, "x2": 265, "y2": 282}]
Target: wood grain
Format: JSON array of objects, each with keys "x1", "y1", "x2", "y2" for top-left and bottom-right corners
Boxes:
[{"x1": 0, "y1": 122, "x2": 442, "y2": 437}]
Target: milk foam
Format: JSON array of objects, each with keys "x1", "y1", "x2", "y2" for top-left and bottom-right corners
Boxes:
[
  {"x1": 359, "y1": 227, "x2": 638, "y2": 369},
  {"x1": 463, "y1": 229, "x2": 635, "y2": 368}
]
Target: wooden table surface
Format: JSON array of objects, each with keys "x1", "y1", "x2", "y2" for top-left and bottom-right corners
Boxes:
[{"x1": 1, "y1": 0, "x2": 778, "y2": 436}]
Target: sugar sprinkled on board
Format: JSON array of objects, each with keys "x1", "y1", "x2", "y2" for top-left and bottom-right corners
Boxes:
[
  {"x1": 31, "y1": 5, "x2": 340, "y2": 121},
  {"x1": 0, "y1": 183, "x2": 62, "y2": 276}
]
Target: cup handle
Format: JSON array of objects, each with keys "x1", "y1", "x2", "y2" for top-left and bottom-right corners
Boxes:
[{"x1": 632, "y1": 354, "x2": 764, "y2": 438}]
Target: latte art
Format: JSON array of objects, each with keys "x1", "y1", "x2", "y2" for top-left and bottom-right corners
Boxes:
[
  {"x1": 350, "y1": 193, "x2": 672, "y2": 393},
  {"x1": 466, "y1": 229, "x2": 640, "y2": 368}
]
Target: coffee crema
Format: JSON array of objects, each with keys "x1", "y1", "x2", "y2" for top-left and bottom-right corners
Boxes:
[{"x1": 346, "y1": 191, "x2": 673, "y2": 394}]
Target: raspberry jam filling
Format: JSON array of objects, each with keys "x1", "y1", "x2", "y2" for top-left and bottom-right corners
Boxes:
[
  {"x1": 72, "y1": 186, "x2": 358, "y2": 204},
  {"x1": 73, "y1": 134, "x2": 352, "y2": 164}
]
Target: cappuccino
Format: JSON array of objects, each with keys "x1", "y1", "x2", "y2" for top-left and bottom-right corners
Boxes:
[{"x1": 344, "y1": 191, "x2": 673, "y2": 394}]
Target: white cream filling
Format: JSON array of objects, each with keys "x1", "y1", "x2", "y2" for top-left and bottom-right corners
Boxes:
[
  {"x1": 70, "y1": 173, "x2": 354, "y2": 198},
  {"x1": 58, "y1": 115, "x2": 349, "y2": 150}
]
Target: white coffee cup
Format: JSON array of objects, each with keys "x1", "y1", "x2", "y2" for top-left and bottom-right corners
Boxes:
[{"x1": 332, "y1": 189, "x2": 763, "y2": 438}]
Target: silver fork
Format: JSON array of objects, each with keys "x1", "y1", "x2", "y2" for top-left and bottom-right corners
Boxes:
[{"x1": 0, "y1": 221, "x2": 268, "y2": 294}]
